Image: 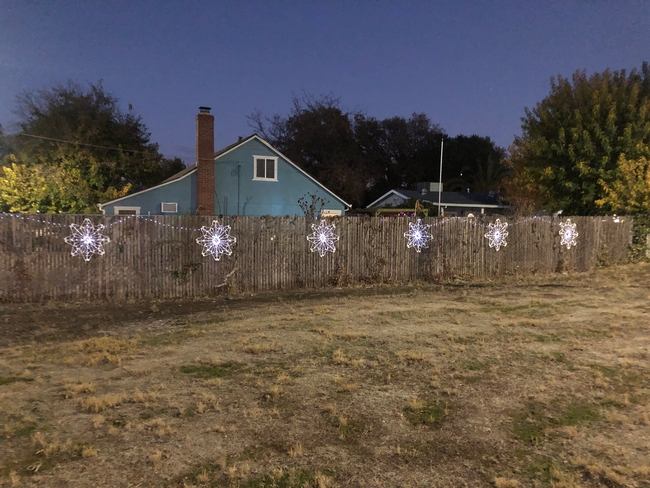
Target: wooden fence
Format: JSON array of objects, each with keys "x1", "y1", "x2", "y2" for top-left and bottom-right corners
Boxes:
[{"x1": 0, "y1": 214, "x2": 634, "y2": 302}]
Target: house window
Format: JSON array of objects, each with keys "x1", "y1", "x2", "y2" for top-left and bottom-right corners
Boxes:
[
  {"x1": 321, "y1": 209, "x2": 342, "y2": 217},
  {"x1": 161, "y1": 202, "x2": 178, "y2": 213},
  {"x1": 114, "y1": 206, "x2": 140, "y2": 215},
  {"x1": 253, "y1": 156, "x2": 278, "y2": 181}
]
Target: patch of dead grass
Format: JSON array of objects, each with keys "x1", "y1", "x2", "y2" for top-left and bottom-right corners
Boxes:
[
  {"x1": 493, "y1": 477, "x2": 519, "y2": 488},
  {"x1": 59, "y1": 336, "x2": 136, "y2": 366},
  {"x1": 333, "y1": 376, "x2": 357, "y2": 393},
  {"x1": 79, "y1": 393, "x2": 126, "y2": 413},
  {"x1": 2, "y1": 263, "x2": 650, "y2": 486},
  {"x1": 239, "y1": 341, "x2": 284, "y2": 355}
]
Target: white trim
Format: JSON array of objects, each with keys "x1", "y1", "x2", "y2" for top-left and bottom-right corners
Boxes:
[
  {"x1": 217, "y1": 135, "x2": 351, "y2": 209},
  {"x1": 366, "y1": 190, "x2": 410, "y2": 208},
  {"x1": 252, "y1": 155, "x2": 279, "y2": 181},
  {"x1": 367, "y1": 189, "x2": 506, "y2": 209},
  {"x1": 114, "y1": 206, "x2": 141, "y2": 215},
  {"x1": 321, "y1": 209, "x2": 342, "y2": 217},
  {"x1": 161, "y1": 202, "x2": 178, "y2": 213},
  {"x1": 435, "y1": 202, "x2": 504, "y2": 208},
  {"x1": 98, "y1": 168, "x2": 196, "y2": 209}
]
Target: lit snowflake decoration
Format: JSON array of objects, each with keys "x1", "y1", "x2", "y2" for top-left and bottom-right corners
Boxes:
[
  {"x1": 196, "y1": 220, "x2": 236, "y2": 260},
  {"x1": 404, "y1": 219, "x2": 433, "y2": 252},
  {"x1": 484, "y1": 219, "x2": 508, "y2": 251},
  {"x1": 307, "y1": 220, "x2": 339, "y2": 257},
  {"x1": 559, "y1": 219, "x2": 578, "y2": 249},
  {"x1": 64, "y1": 218, "x2": 110, "y2": 261}
]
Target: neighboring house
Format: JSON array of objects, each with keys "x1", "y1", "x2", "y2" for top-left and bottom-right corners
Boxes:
[
  {"x1": 99, "y1": 107, "x2": 350, "y2": 217},
  {"x1": 367, "y1": 182, "x2": 508, "y2": 216}
]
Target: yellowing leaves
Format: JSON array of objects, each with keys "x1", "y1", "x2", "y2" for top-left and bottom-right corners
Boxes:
[{"x1": 597, "y1": 149, "x2": 650, "y2": 213}]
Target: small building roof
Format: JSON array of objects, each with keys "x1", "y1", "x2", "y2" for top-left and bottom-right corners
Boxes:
[{"x1": 367, "y1": 189, "x2": 507, "y2": 209}]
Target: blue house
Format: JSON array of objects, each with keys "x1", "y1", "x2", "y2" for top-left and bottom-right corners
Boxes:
[{"x1": 98, "y1": 107, "x2": 350, "y2": 217}]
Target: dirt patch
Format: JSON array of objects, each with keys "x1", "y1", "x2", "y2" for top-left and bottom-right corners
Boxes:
[{"x1": 0, "y1": 263, "x2": 649, "y2": 487}]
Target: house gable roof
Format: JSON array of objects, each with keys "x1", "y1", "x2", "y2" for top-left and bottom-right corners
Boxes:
[
  {"x1": 99, "y1": 134, "x2": 351, "y2": 210},
  {"x1": 367, "y1": 189, "x2": 508, "y2": 209}
]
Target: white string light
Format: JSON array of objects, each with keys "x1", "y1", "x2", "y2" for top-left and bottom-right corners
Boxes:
[
  {"x1": 559, "y1": 219, "x2": 578, "y2": 249},
  {"x1": 196, "y1": 220, "x2": 237, "y2": 261},
  {"x1": 0, "y1": 212, "x2": 624, "y2": 259},
  {"x1": 307, "y1": 220, "x2": 339, "y2": 257},
  {"x1": 63, "y1": 218, "x2": 110, "y2": 261},
  {"x1": 484, "y1": 218, "x2": 508, "y2": 251},
  {"x1": 404, "y1": 219, "x2": 433, "y2": 252}
]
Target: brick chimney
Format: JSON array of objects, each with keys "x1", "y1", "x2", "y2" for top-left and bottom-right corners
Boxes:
[{"x1": 196, "y1": 106, "x2": 214, "y2": 215}]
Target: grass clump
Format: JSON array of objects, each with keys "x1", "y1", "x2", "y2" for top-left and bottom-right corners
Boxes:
[
  {"x1": 403, "y1": 399, "x2": 447, "y2": 427},
  {"x1": 180, "y1": 361, "x2": 242, "y2": 378},
  {"x1": 512, "y1": 401, "x2": 601, "y2": 445},
  {"x1": 79, "y1": 393, "x2": 126, "y2": 413},
  {"x1": 58, "y1": 336, "x2": 136, "y2": 366},
  {"x1": 240, "y1": 468, "x2": 326, "y2": 488},
  {"x1": 178, "y1": 464, "x2": 333, "y2": 488},
  {"x1": 0, "y1": 376, "x2": 34, "y2": 386},
  {"x1": 240, "y1": 343, "x2": 284, "y2": 355}
]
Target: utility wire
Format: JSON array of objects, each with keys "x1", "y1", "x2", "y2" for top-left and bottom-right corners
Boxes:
[
  {"x1": 13, "y1": 133, "x2": 152, "y2": 154},
  {"x1": 12, "y1": 133, "x2": 192, "y2": 161}
]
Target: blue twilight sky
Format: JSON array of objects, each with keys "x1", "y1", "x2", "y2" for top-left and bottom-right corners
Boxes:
[{"x1": 1, "y1": 2, "x2": 648, "y2": 166}]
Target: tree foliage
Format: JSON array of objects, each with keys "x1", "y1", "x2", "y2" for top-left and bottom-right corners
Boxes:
[
  {"x1": 505, "y1": 63, "x2": 650, "y2": 215},
  {"x1": 0, "y1": 124, "x2": 11, "y2": 161},
  {"x1": 0, "y1": 81, "x2": 184, "y2": 213},
  {"x1": 250, "y1": 95, "x2": 507, "y2": 207},
  {"x1": 443, "y1": 135, "x2": 508, "y2": 193}
]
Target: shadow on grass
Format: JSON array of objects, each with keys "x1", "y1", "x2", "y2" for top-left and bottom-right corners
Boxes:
[
  {"x1": 179, "y1": 362, "x2": 244, "y2": 378},
  {"x1": 512, "y1": 400, "x2": 600, "y2": 445}
]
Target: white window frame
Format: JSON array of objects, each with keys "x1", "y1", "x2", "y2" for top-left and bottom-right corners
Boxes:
[
  {"x1": 161, "y1": 202, "x2": 178, "y2": 213},
  {"x1": 252, "y1": 155, "x2": 279, "y2": 181},
  {"x1": 321, "y1": 209, "x2": 342, "y2": 217},
  {"x1": 114, "y1": 206, "x2": 141, "y2": 215}
]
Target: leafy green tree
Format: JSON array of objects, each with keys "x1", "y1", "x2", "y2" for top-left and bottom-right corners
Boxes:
[
  {"x1": 505, "y1": 63, "x2": 650, "y2": 215},
  {"x1": 597, "y1": 147, "x2": 650, "y2": 213},
  {"x1": 1, "y1": 81, "x2": 184, "y2": 213}
]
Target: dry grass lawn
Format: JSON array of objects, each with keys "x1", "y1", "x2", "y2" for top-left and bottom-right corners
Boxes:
[{"x1": 1, "y1": 263, "x2": 649, "y2": 487}]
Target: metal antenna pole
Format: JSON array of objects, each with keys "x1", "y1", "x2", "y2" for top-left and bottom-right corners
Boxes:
[{"x1": 438, "y1": 137, "x2": 444, "y2": 217}]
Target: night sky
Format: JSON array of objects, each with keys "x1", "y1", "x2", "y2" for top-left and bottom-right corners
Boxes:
[{"x1": 1, "y1": 2, "x2": 648, "y2": 165}]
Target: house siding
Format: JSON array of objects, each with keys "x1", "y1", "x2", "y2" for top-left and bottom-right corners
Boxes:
[
  {"x1": 101, "y1": 172, "x2": 197, "y2": 215},
  {"x1": 213, "y1": 139, "x2": 346, "y2": 217}
]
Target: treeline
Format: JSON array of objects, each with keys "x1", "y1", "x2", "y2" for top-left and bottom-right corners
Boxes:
[
  {"x1": 507, "y1": 62, "x2": 650, "y2": 216},
  {"x1": 0, "y1": 82, "x2": 184, "y2": 213},
  {"x1": 4, "y1": 61, "x2": 649, "y2": 217},
  {"x1": 249, "y1": 95, "x2": 507, "y2": 207}
]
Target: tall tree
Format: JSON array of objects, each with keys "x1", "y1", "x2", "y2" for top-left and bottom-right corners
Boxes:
[
  {"x1": 504, "y1": 63, "x2": 650, "y2": 215},
  {"x1": 249, "y1": 95, "x2": 375, "y2": 206},
  {"x1": 249, "y1": 95, "x2": 445, "y2": 207},
  {"x1": 1, "y1": 81, "x2": 184, "y2": 213},
  {"x1": 379, "y1": 113, "x2": 444, "y2": 189},
  {"x1": 0, "y1": 124, "x2": 11, "y2": 162},
  {"x1": 443, "y1": 135, "x2": 507, "y2": 192}
]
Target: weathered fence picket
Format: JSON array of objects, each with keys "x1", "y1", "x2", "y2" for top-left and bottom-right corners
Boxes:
[{"x1": 0, "y1": 214, "x2": 634, "y2": 302}]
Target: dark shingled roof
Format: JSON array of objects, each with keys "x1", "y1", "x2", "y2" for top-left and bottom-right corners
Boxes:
[
  {"x1": 397, "y1": 190, "x2": 507, "y2": 206},
  {"x1": 161, "y1": 134, "x2": 258, "y2": 184}
]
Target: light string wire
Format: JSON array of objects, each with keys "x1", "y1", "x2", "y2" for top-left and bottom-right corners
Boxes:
[{"x1": 0, "y1": 212, "x2": 625, "y2": 235}]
